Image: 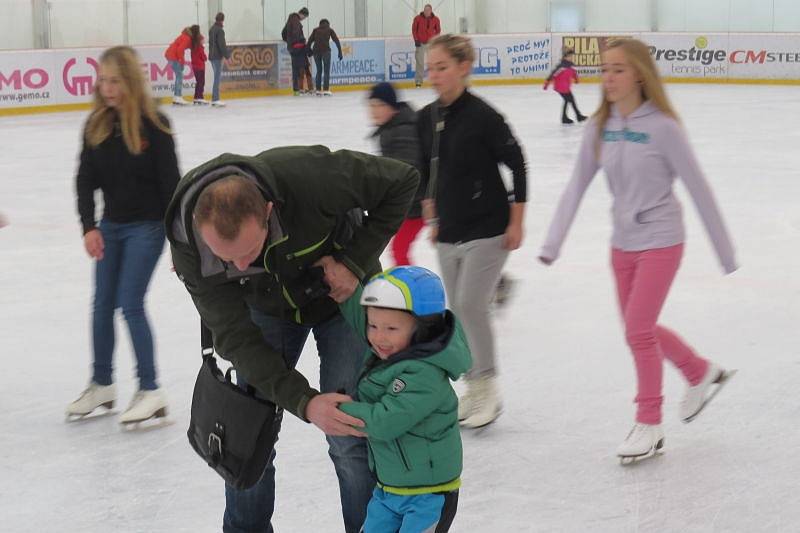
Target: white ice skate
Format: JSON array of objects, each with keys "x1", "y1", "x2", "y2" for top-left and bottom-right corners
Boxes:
[
  {"x1": 193, "y1": 98, "x2": 209, "y2": 106},
  {"x1": 459, "y1": 376, "x2": 502, "y2": 429},
  {"x1": 119, "y1": 389, "x2": 168, "y2": 426},
  {"x1": 65, "y1": 382, "x2": 116, "y2": 420},
  {"x1": 172, "y1": 96, "x2": 189, "y2": 106},
  {"x1": 211, "y1": 100, "x2": 227, "y2": 107},
  {"x1": 322, "y1": 90, "x2": 333, "y2": 96},
  {"x1": 457, "y1": 379, "x2": 475, "y2": 421},
  {"x1": 617, "y1": 423, "x2": 664, "y2": 465},
  {"x1": 680, "y1": 364, "x2": 736, "y2": 423}
]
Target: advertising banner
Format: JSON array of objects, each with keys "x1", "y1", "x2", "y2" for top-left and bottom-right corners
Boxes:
[
  {"x1": 0, "y1": 50, "x2": 58, "y2": 108},
  {"x1": 552, "y1": 34, "x2": 634, "y2": 76},
  {"x1": 639, "y1": 33, "x2": 730, "y2": 80},
  {"x1": 724, "y1": 33, "x2": 800, "y2": 80},
  {"x1": 220, "y1": 43, "x2": 279, "y2": 92},
  {"x1": 328, "y1": 39, "x2": 385, "y2": 86},
  {"x1": 386, "y1": 34, "x2": 551, "y2": 82}
]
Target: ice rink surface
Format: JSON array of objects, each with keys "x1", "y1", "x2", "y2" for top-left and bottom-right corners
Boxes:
[{"x1": 1, "y1": 83, "x2": 799, "y2": 532}]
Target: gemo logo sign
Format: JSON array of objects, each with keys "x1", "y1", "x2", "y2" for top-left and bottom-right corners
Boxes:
[
  {"x1": 0, "y1": 68, "x2": 49, "y2": 91},
  {"x1": 63, "y1": 57, "x2": 99, "y2": 96},
  {"x1": 648, "y1": 37, "x2": 727, "y2": 76}
]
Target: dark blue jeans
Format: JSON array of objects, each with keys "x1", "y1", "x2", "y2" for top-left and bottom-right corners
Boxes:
[
  {"x1": 290, "y1": 50, "x2": 306, "y2": 91},
  {"x1": 314, "y1": 51, "x2": 332, "y2": 91},
  {"x1": 223, "y1": 308, "x2": 375, "y2": 533},
  {"x1": 92, "y1": 219, "x2": 165, "y2": 390}
]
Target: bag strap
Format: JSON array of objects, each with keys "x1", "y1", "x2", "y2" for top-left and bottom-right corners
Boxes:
[
  {"x1": 424, "y1": 101, "x2": 444, "y2": 201},
  {"x1": 201, "y1": 321, "x2": 214, "y2": 359}
]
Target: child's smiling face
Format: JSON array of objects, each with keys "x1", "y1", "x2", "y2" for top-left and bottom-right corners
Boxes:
[{"x1": 366, "y1": 307, "x2": 417, "y2": 360}]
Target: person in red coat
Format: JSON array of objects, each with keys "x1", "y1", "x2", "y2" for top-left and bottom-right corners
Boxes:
[
  {"x1": 411, "y1": 4, "x2": 441, "y2": 87},
  {"x1": 164, "y1": 27, "x2": 193, "y2": 105},
  {"x1": 190, "y1": 27, "x2": 208, "y2": 105},
  {"x1": 543, "y1": 48, "x2": 587, "y2": 124}
]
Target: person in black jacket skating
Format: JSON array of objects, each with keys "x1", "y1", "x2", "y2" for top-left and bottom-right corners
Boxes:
[
  {"x1": 67, "y1": 46, "x2": 180, "y2": 425},
  {"x1": 368, "y1": 82, "x2": 426, "y2": 265},
  {"x1": 418, "y1": 34, "x2": 527, "y2": 429}
]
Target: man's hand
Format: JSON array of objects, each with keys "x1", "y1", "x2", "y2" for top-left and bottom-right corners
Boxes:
[
  {"x1": 83, "y1": 228, "x2": 104, "y2": 260},
  {"x1": 306, "y1": 393, "x2": 366, "y2": 437},
  {"x1": 314, "y1": 255, "x2": 358, "y2": 303}
]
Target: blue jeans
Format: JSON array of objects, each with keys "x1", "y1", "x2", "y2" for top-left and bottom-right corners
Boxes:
[
  {"x1": 210, "y1": 59, "x2": 223, "y2": 101},
  {"x1": 223, "y1": 309, "x2": 375, "y2": 533},
  {"x1": 314, "y1": 51, "x2": 332, "y2": 91},
  {"x1": 92, "y1": 220, "x2": 165, "y2": 390},
  {"x1": 169, "y1": 60, "x2": 183, "y2": 96}
]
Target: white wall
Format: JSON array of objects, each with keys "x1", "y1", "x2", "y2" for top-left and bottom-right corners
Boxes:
[
  {"x1": 2, "y1": 0, "x2": 35, "y2": 50},
  {"x1": 774, "y1": 0, "x2": 800, "y2": 32},
  {"x1": 127, "y1": 0, "x2": 207, "y2": 46},
  {"x1": 2, "y1": 0, "x2": 800, "y2": 51},
  {"x1": 586, "y1": 0, "x2": 651, "y2": 31},
  {"x1": 48, "y1": 0, "x2": 124, "y2": 48}
]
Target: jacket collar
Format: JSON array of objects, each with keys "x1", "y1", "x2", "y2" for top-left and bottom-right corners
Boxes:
[{"x1": 610, "y1": 99, "x2": 659, "y2": 120}]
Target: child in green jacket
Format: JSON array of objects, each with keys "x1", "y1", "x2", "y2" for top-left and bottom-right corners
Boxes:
[{"x1": 339, "y1": 265, "x2": 471, "y2": 533}]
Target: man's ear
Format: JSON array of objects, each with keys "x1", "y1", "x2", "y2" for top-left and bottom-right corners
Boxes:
[{"x1": 265, "y1": 201, "x2": 274, "y2": 219}]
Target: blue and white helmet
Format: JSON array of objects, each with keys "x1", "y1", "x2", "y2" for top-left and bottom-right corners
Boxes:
[{"x1": 360, "y1": 266, "x2": 445, "y2": 317}]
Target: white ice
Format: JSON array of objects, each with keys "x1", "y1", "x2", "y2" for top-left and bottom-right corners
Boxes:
[{"x1": 1, "y1": 83, "x2": 799, "y2": 532}]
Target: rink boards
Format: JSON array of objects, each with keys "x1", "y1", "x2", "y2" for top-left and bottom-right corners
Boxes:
[{"x1": 2, "y1": 32, "x2": 799, "y2": 115}]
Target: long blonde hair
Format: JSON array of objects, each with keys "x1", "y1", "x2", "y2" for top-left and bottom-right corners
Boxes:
[
  {"x1": 85, "y1": 46, "x2": 170, "y2": 154},
  {"x1": 594, "y1": 39, "x2": 679, "y2": 152}
]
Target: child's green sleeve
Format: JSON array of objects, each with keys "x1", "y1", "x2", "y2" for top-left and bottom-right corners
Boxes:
[{"x1": 338, "y1": 284, "x2": 367, "y2": 341}]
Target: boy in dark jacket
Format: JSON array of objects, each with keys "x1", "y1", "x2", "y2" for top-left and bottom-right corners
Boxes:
[
  {"x1": 368, "y1": 82, "x2": 427, "y2": 266},
  {"x1": 339, "y1": 266, "x2": 470, "y2": 533},
  {"x1": 307, "y1": 18, "x2": 343, "y2": 95}
]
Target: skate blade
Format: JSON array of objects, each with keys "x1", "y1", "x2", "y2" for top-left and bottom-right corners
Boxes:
[
  {"x1": 65, "y1": 401, "x2": 115, "y2": 422},
  {"x1": 459, "y1": 409, "x2": 502, "y2": 430},
  {"x1": 618, "y1": 438, "x2": 665, "y2": 466},
  {"x1": 119, "y1": 407, "x2": 169, "y2": 428},
  {"x1": 682, "y1": 369, "x2": 737, "y2": 424}
]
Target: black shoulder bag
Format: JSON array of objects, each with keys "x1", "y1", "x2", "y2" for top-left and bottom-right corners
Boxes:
[{"x1": 187, "y1": 322, "x2": 281, "y2": 490}]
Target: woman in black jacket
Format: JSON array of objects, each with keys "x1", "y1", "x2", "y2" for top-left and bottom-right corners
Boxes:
[
  {"x1": 282, "y1": 12, "x2": 308, "y2": 95},
  {"x1": 307, "y1": 18, "x2": 343, "y2": 95},
  {"x1": 418, "y1": 34, "x2": 527, "y2": 429},
  {"x1": 67, "y1": 46, "x2": 180, "y2": 425}
]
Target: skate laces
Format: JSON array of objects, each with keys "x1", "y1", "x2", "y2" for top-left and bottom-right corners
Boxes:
[{"x1": 626, "y1": 424, "x2": 649, "y2": 441}]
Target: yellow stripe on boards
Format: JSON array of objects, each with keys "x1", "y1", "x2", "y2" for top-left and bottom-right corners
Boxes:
[{"x1": 3, "y1": 78, "x2": 800, "y2": 117}]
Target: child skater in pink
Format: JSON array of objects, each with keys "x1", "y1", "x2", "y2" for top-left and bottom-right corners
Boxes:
[
  {"x1": 539, "y1": 39, "x2": 737, "y2": 464},
  {"x1": 190, "y1": 26, "x2": 208, "y2": 105},
  {"x1": 544, "y1": 48, "x2": 587, "y2": 124}
]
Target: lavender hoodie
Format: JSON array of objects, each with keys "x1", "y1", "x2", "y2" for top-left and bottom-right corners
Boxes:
[{"x1": 540, "y1": 101, "x2": 737, "y2": 274}]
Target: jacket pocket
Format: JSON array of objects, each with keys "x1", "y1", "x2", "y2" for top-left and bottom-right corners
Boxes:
[{"x1": 395, "y1": 439, "x2": 411, "y2": 471}]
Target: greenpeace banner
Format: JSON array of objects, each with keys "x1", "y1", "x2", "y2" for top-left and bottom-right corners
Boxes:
[{"x1": 329, "y1": 39, "x2": 385, "y2": 86}]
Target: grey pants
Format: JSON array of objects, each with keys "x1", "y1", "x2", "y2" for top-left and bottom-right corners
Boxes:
[
  {"x1": 437, "y1": 235, "x2": 509, "y2": 378},
  {"x1": 415, "y1": 44, "x2": 427, "y2": 85}
]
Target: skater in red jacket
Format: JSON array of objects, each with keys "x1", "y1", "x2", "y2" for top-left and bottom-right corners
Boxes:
[
  {"x1": 164, "y1": 27, "x2": 194, "y2": 105},
  {"x1": 544, "y1": 49, "x2": 587, "y2": 124}
]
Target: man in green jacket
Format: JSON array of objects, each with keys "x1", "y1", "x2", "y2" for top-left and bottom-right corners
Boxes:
[
  {"x1": 338, "y1": 266, "x2": 471, "y2": 532},
  {"x1": 166, "y1": 145, "x2": 419, "y2": 533}
]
